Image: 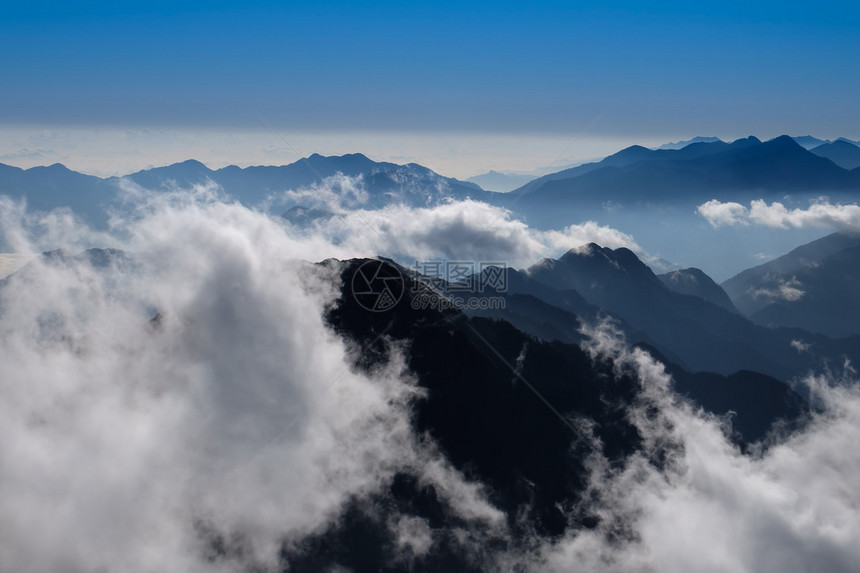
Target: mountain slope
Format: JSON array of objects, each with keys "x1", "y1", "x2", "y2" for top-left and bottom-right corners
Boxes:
[
  {"x1": 524, "y1": 243, "x2": 860, "y2": 381},
  {"x1": 748, "y1": 245, "x2": 860, "y2": 337},
  {"x1": 721, "y1": 234, "x2": 860, "y2": 337},
  {"x1": 658, "y1": 267, "x2": 739, "y2": 313},
  {"x1": 722, "y1": 232, "x2": 860, "y2": 317},
  {"x1": 509, "y1": 136, "x2": 761, "y2": 198},
  {"x1": 808, "y1": 140, "x2": 860, "y2": 170}
]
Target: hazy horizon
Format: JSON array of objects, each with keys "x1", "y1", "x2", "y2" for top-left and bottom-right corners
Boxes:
[{"x1": 2, "y1": 128, "x2": 855, "y2": 181}]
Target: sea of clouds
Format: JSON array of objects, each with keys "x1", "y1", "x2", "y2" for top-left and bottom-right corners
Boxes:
[{"x1": 1, "y1": 178, "x2": 859, "y2": 571}]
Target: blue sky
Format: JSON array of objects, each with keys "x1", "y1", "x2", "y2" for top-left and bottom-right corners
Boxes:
[{"x1": 3, "y1": 1, "x2": 860, "y2": 175}]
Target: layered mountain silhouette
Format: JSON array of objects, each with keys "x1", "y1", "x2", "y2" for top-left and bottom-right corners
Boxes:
[
  {"x1": 0, "y1": 154, "x2": 493, "y2": 235},
  {"x1": 792, "y1": 135, "x2": 860, "y2": 150},
  {"x1": 521, "y1": 243, "x2": 860, "y2": 382},
  {"x1": 125, "y1": 153, "x2": 491, "y2": 208},
  {"x1": 506, "y1": 135, "x2": 860, "y2": 209},
  {"x1": 465, "y1": 170, "x2": 536, "y2": 192},
  {"x1": 809, "y1": 140, "x2": 860, "y2": 170},
  {"x1": 657, "y1": 136, "x2": 722, "y2": 150},
  {"x1": 4, "y1": 137, "x2": 860, "y2": 234},
  {"x1": 722, "y1": 232, "x2": 860, "y2": 338}
]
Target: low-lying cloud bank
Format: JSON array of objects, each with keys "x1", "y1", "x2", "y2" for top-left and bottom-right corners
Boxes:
[
  {"x1": 698, "y1": 198, "x2": 860, "y2": 232},
  {"x1": 307, "y1": 200, "x2": 640, "y2": 268},
  {"x1": 114, "y1": 175, "x2": 642, "y2": 269}
]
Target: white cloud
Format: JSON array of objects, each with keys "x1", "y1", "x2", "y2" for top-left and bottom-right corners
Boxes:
[
  {"x1": 276, "y1": 174, "x2": 641, "y2": 268},
  {"x1": 0, "y1": 195, "x2": 116, "y2": 256},
  {"x1": 751, "y1": 276, "x2": 806, "y2": 303},
  {"x1": 529, "y1": 321, "x2": 860, "y2": 573},
  {"x1": 791, "y1": 340, "x2": 811, "y2": 353},
  {"x1": 277, "y1": 173, "x2": 370, "y2": 213},
  {"x1": 698, "y1": 198, "x2": 860, "y2": 232},
  {"x1": 0, "y1": 193, "x2": 504, "y2": 572},
  {"x1": 697, "y1": 199, "x2": 750, "y2": 227}
]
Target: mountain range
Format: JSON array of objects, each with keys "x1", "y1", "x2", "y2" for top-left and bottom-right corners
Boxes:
[
  {"x1": 515, "y1": 243, "x2": 859, "y2": 382},
  {"x1": 3, "y1": 135, "x2": 860, "y2": 234},
  {"x1": 505, "y1": 136, "x2": 860, "y2": 213},
  {"x1": 0, "y1": 153, "x2": 495, "y2": 234},
  {"x1": 5, "y1": 134, "x2": 859, "y2": 217}
]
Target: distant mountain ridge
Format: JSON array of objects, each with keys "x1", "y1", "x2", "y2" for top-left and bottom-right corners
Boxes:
[
  {"x1": 0, "y1": 153, "x2": 495, "y2": 236},
  {"x1": 657, "y1": 136, "x2": 723, "y2": 150},
  {"x1": 465, "y1": 170, "x2": 536, "y2": 192},
  {"x1": 792, "y1": 135, "x2": 860, "y2": 150},
  {"x1": 124, "y1": 152, "x2": 491, "y2": 208},
  {"x1": 5, "y1": 135, "x2": 860, "y2": 227},
  {"x1": 508, "y1": 135, "x2": 860, "y2": 207}
]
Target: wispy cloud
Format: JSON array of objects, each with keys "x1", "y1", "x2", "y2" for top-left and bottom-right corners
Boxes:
[{"x1": 751, "y1": 276, "x2": 806, "y2": 303}]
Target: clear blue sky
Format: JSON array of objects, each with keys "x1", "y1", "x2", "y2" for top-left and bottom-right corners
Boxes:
[
  {"x1": 2, "y1": 1, "x2": 860, "y2": 178},
  {"x1": 3, "y1": 0, "x2": 860, "y2": 136}
]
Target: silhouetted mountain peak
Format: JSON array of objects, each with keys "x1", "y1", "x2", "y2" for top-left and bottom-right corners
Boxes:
[
  {"x1": 28, "y1": 163, "x2": 75, "y2": 174},
  {"x1": 734, "y1": 135, "x2": 762, "y2": 145},
  {"x1": 173, "y1": 159, "x2": 209, "y2": 169},
  {"x1": 766, "y1": 134, "x2": 804, "y2": 150},
  {"x1": 560, "y1": 244, "x2": 653, "y2": 277},
  {"x1": 566, "y1": 242, "x2": 603, "y2": 256},
  {"x1": 615, "y1": 144, "x2": 651, "y2": 155},
  {"x1": 827, "y1": 140, "x2": 859, "y2": 150}
]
